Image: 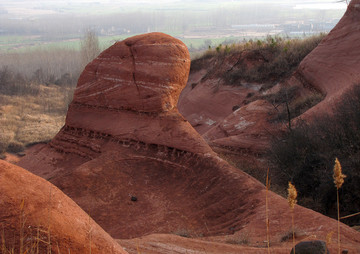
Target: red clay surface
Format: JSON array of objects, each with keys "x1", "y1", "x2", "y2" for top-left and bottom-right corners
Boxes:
[{"x1": 0, "y1": 160, "x2": 127, "y2": 254}]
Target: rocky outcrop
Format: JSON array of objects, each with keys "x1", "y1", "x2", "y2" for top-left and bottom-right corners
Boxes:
[
  {"x1": 18, "y1": 32, "x2": 218, "y2": 238},
  {"x1": 75, "y1": 33, "x2": 190, "y2": 113},
  {"x1": 67, "y1": 32, "x2": 212, "y2": 156},
  {"x1": 0, "y1": 160, "x2": 127, "y2": 254},
  {"x1": 18, "y1": 32, "x2": 360, "y2": 251},
  {"x1": 289, "y1": 0, "x2": 360, "y2": 119}
]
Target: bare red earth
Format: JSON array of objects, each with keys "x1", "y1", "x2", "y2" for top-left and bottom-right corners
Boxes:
[
  {"x1": 17, "y1": 32, "x2": 360, "y2": 253},
  {"x1": 0, "y1": 160, "x2": 127, "y2": 254}
]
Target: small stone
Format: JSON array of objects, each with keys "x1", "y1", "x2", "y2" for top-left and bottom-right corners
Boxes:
[
  {"x1": 131, "y1": 196, "x2": 137, "y2": 202},
  {"x1": 290, "y1": 240, "x2": 329, "y2": 254}
]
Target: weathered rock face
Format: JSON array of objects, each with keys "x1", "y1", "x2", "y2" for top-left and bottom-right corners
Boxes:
[
  {"x1": 65, "y1": 32, "x2": 211, "y2": 155},
  {"x1": 287, "y1": 0, "x2": 360, "y2": 119},
  {"x1": 0, "y1": 160, "x2": 127, "y2": 254},
  {"x1": 75, "y1": 32, "x2": 190, "y2": 113},
  {"x1": 203, "y1": 99, "x2": 277, "y2": 153},
  {"x1": 18, "y1": 32, "x2": 360, "y2": 251}
]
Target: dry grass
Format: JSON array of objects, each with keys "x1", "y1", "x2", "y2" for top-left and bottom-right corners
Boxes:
[
  {"x1": 333, "y1": 158, "x2": 346, "y2": 254},
  {"x1": 265, "y1": 168, "x2": 270, "y2": 253},
  {"x1": 191, "y1": 34, "x2": 325, "y2": 85},
  {"x1": 0, "y1": 84, "x2": 73, "y2": 155},
  {"x1": 287, "y1": 182, "x2": 297, "y2": 254},
  {"x1": 225, "y1": 232, "x2": 250, "y2": 246},
  {"x1": 1, "y1": 201, "x2": 54, "y2": 254}
]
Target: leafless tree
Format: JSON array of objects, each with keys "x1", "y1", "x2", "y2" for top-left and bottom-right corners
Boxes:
[{"x1": 80, "y1": 29, "x2": 101, "y2": 69}]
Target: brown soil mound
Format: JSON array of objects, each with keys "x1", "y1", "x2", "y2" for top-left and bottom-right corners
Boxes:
[
  {"x1": 0, "y1": 160, "x2": 127, "y2": 254},
  {"x1": 18, "y1": 32, "x2": 360, "y2": 252}
]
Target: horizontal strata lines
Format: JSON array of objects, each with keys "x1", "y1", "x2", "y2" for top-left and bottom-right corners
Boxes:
[
  {"x1": 74, "y1": 78, "x2": 131, "y2": 93},
  {"x1": 130, "y1": 155, "x2": 189, "y2": 170},
  {"x1": 95, "y1": 56, "x2": 189, "y2": 65},
  {"x1": 55, "y1": 125, "x2": 202, "y2": 162},
  {"x1": 74, "y1": 78, "x2": 176, "y2": 98},
  {"x1": 135, "y1": 43, "x2": 189, "y2": 51},
  {"x1": 69, "y1": 101, "x2": 160, "y2": 116},
  {"x1": 136, "y1": 60, "x2": 189, "y2": 66},
  {"x1": 75, "y1": 83, "x2": 125, "y2": 99},
  {"x1": 49, "y1": 139, "x2": 99, "y2": 160}
]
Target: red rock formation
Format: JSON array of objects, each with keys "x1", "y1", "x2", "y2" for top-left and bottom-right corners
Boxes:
[
  {"x1": 75, "y1": 33, "x2": 190, "y2": 113},
  {"x1": 0, "y1": 160, "x2": 127, "y2": 254},
  {"x1": 18, "y1": 32, "x2": 360, "y2": 252},
  {"x1": 290, "y1": 0, "x2": 360, "y2": 119}
]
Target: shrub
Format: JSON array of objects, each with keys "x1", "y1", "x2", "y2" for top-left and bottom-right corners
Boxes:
[
  {"x1": 0, "y1": 132, "x2": 11, "y2": 155},
  {"x1": 7, "y1": 141, "x2": 25, "y2": 153},
  {"x1": 269, "y1": 85, "x2": 360, "y2": 226},
  {"x1": 0, "y1": 139, "x2": 8, "y2": 154},
  {"x1": 191, "y1": 34, "x2": 325, "y2": 86},
  {"x1": 0, "y1": 66, "x2": 40, "y2": 96}
]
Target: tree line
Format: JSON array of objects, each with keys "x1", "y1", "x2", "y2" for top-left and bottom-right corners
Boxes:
[{"x1": 0, "y1": 30, "x2": 100, "y2": 96}]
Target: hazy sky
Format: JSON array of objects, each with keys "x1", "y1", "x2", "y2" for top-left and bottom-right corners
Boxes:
[{"x1": 0, "y1": 0, "x2": 348, "y2": 9}]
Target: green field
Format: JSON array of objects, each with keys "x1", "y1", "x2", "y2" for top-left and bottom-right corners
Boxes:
[{"x1": 0, "y1": 34, "x2": 250, "y2": 54}]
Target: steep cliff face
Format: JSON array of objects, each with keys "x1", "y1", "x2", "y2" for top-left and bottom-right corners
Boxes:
[
  {"x1": 0, "y1": 160, "x2": 127, "y2": 254},
  {"x1": 17, "y1": 33, "x2": 360, "y2": 251}
]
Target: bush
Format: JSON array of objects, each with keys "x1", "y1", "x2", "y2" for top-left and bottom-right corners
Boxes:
[
  {"x1": 0, "y1": 140, "x2": 8, "y2": 154},
  {"x1": 225, "y1": 34, "x2": 324, "y2": 84},
  {"x1": 0, "y1": 66, "x2": 40, "y2": 96},
  {"x1": 269, "y1": 85, "x2": 360, "y2": 225},
  {"x1": 190, "y1": 34, "x2": 325, "y2": 86},
  {"x1": 7, "y1": 141, "x2": 25, "y2": 153}
]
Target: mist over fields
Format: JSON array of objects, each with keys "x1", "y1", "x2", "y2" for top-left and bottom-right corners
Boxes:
[{"x1": 0, "y1": 0, "x2": 346, "y2": 52}]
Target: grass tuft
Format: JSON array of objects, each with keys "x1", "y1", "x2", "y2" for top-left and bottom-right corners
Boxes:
[
  {"x1": 288, "y1": 182, "x2": 297, "y2": 254},
  {"x1": 333, "y1": 158, "x2": 345, "y2": 254}
]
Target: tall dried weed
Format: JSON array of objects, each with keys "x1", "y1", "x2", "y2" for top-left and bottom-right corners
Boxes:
[
  {"x1": 287, "y1": 182, "x2": 297, "y2": 254},
  {"x1": 333, "y1": 158, "x2": 346, "y2": 254}
]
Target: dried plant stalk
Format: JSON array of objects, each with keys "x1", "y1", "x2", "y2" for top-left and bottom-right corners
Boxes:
[
  {"x1": 265, "y1": 168, "x2": 270, "y2": 254},
  {"x1": 287, "y1": 182, "x2": 297, "y2": 209},
  {"x1": 326, "y1": 231, "x2": 334, "y2": 253},
  {"x1": 333, "y1": 158, "x2": 346, "y2": 254},
  {"x1": 288, "y1": 182, "x2": 297, "y2": 254},
  {"x1": 333, "y1": 158, "x2": 346, "y2": 189}
]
